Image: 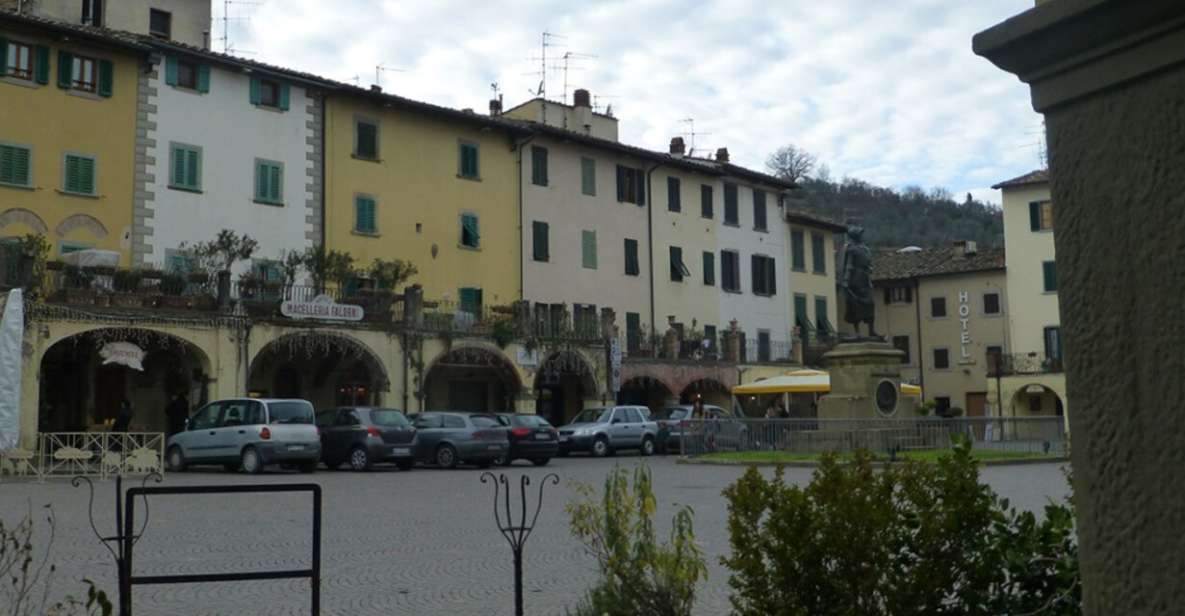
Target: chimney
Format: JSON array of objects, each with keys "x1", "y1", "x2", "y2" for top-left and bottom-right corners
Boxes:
[
  {"x1": 669, "y1": 137, "x2": 686, "y2": 156},
  {"x1": 952, "y1": 240, "x2": 978, "y2": 257},
  {"x1": 370, "y1": 84, "x2": 382, "y2": 93},
  {"x1": 716, "y1": 147, "x2": 730, "y2": 163},
  {"x1": 488, "y1": 97, "x2": 503, "y2": 116},
  {"x1": 573, "y1": 88, "x2": 591, "y2": 108}
]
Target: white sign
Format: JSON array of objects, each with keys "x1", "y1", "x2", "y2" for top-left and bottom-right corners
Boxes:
[
  {"x1": 281, "y1": 294, "x2": 364, "y2": 321},
  {"x1": 957, "y1": 291, "x2": 972, "y2": 360},
  {"x1": 99, "y1": 342, "x2": 145, "y2": 371},
  {"x1": 609, "y1": 338, "x2": 622, "y2": 393}
]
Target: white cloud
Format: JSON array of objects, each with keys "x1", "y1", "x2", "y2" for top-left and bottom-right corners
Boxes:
[{"x1": 224, "y1": 0, "x2": 1042, "y2": 203}]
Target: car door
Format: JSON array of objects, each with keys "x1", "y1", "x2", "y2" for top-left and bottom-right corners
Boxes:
[
  {"x1": 212, "y1": 400, "x2": 253, "y2": 460},
  {"x1": 315, "y1": 409, "x2": 337, "y2": 458},
  {"x1": 626, "y1": 408, "x2": 646, "y2": 448},
  {"x1": 330, "y1": 409, "x2": 361, "y2": 457},
  {"x1": 178, "y1": 402, "x2": 224, "y2": 461},
  {"x1": 412, "y1": 414, "x2": 444, "y2": 460},
  {"x1": 608, "y1": 408, "x2": 632, "y2": 447}
]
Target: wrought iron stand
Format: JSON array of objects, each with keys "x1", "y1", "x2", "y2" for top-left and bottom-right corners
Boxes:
[
  {"x1": 72, "y1": 473, "x2": 162, "y2": 616},
  {"x1": 480, "y1": 472, "x2": 560, "y2": 616}
]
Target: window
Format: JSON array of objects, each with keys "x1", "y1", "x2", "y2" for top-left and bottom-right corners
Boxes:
[
  {"x1": 885, "y1": 286, "x2": 913, "y2": 304},
  {"x1": 933, "y1": 348, "x2": 950, "y2": 370},
  {"x1": 721, "y1": 250, "x2": 740, "y2": 292},
  {"x1": 624, "y1": 238, "x2": 639, "y2": 276},
  {"x1": 669, "y1": 246, "x2": 690, "y2": 282},
  {"x1": 723, "y1": 183, "x2": 738, "y2": 225},
  {"x1": 1029, "y1": 200, "x2": 1054, "y2": 231},
  {"x1": 168, "y1": 143, "x2": 201, "y2": 191},
  {"x1": 354, "y1": 119, "x2": 378, "y2": 159},
  {"x1": 354, "y1": 195, "x2": 376, "y2": 234},
  {"x1": 626, "y1": 312, "x2": 641, "y2": 353},
  {"x1": 700, "y1": 185, "x2": 713, "y2": 218},
  {"x1": 532, "y1": 221, "x2": 549, "y2": 262},
  {"x1": 62, "y1": 154, "x2": 96, "y2": 195},
  {"x1": 983, "y1": 292, "x2": 1001, "y2": 314},
  {"x1": 703, "y1": 325, "x2": 717, "y2": 353},
  {"x1": 3, "y1": 40, "x2": 45, "y2": 82},
  {"x1": 1044, "y1": 326, "x2": 1062, "y2": 361},
  {"x1": 164, "y1": 56, "x2": 208, "y2": 92},
  {"x1": 811, "y1": 233, "x2": 826, "y2": 273},
  {"x1": 892, "y1": 335, "x2": 911, "y2": 364},
  {"x1": 794, "y1": 294, "x2": 812, "y2": 335},
  {"x1": 1042, "y1": 261, "x2": 1057, "y2": 292},
  {"x1": 751, "y1": 255, "x2": 777, "y2": 296},
  {"x1": 986, "y1": 345, "x2": 1003, "y2": 372},
  {"x1": 149, "y1": 8, "x2": 171, "y2": 39},
  {"x1": 253, "y1": 159, "x2": 282, "y2": 204},
  {"x1": 81, "y1": 0, "x2": 103, "y2": 26},
  {"x1": 71, "y1": 55, "x2": 95, "y2": 91},
  {"x1": 931, "y1": 297, "x2": 947, "y2": 317},
  {"x1": 702, "y1": 251, "x2": 715, "y2": 286},
  {"x1": 757, "y1": 331, "x2": 771, "y2": 362},
  {"x1": 753, "y1": 189, "x2": 767, "y2": 230},
  {"x1": 1028, "y1": 393, "x2": 1043, "y2": 412},
  {"x1": 460, "y1": 213, "x2": 480, "y2": 249},
  {"x1": 616, "y1": 165, "x2": 645, "y2": 205},
  {"x1": 791, "y1": 230, "x2": 805, "y2": 271},
  {"x1": 531, "y1": 145, "x2": 548, "y2": 186},
  {"x1": 814, "y1": 296, "x2": 832, "y2": 335},
  {"x1": 667, "y1": 176, "x2": 681, "y2": 212},
  {"x1": 581, "y1": 157, "x2": 595, "y2": 195},
  {"x1": 458, "y1": 141, "x2": 479, "y2": 179},
  {"x1": 0, "y1": 143, "x2": 32, "y2": 187},
  {"x1": 573, "y1": 303, "x2": 598, "y2": 336},
  {"x1": 459, "y1": 287, "x2": 483, "y2": 316},
  {"x1": 443, "y1": 414, "x2": 466, "y2": 429},
  {"x1": 250, "y1": 77, "x2": 288, "y2": 110},
  {"x1": 55, "y1": 51, "x2": 110, "y2": 95},
  {"x1": 582, "y1": 230, "x2": 597, "y2": 269}
]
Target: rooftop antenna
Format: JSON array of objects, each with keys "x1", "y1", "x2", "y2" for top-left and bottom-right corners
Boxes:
[
  {"x1": 217, "y1": 0, "x2": 262, "y2": 54},
  {"x1": 592, "y1": 94, "x2": 618, "y2": 115},
  {"x1": 526, "y1": 31, "x2": 565, "y2": 124},
  {"x1": 555, "y1": 51, "x2": 596, "y2": 104},
  {"x1": 375, "y1": 64, "x2": 406, "y2": 88},
  {"x1": 680, "y1": 118, "x2": 712, "y2": 156}
]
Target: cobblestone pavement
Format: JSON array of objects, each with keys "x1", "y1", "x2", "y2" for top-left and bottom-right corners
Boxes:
[{"x1": 0, "y1": 456, "x2": 1070, "y2": 615}]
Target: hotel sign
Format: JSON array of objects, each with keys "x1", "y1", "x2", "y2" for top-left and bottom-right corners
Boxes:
[
  {"x1": 281, "y1": 295, "x2": 364, "y2": 321},
  {"x1": 958, "y1": 291, "x2": 972, "y2": 362}
]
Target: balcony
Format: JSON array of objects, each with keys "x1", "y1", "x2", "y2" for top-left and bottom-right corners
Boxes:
[{"x1": 987, "y1": 352, "x2": 1065, "y2": 377}]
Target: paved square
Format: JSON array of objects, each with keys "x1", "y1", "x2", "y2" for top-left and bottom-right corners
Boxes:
[{"x1": 0, "y1": 456, "x2": 1070, "y2": 615}]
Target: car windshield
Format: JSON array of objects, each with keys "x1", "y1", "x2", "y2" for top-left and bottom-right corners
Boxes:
[
  {"x1": 469, "y1": 415, "x2": 500, "y2": 428},
  {"x1": 572, "y1": 408, "x2": 611, "y2": 424},
  {"x1": 369, "y1": 409, "x2": 409, "y2": 427},
  {"x1": 514, "y1": 415, "x2": 552, "y2": 427},
  {"x1": 268, "y1": 401, "x2": 314, "y2": 424},
  {"x1": 654, "y1": 408, "x2": 690, "y2": 420}
]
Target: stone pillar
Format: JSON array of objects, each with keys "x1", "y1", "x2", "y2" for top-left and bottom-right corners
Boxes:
[
  {"x1": 403, "y1": 284, "x2": 423, "y2": 328},
  {"x1": 816, "y1": 341, "x2": 906, "y2": 419},
  {"x1": 975, "y1": 3, "x2": 1185, "y2": 612},
  {"x1": 662, "y1": 315, "x2": 679, "y2": 359},
  {"x1": 723, "y1": 320, "x2": 742, "y2": 363}
]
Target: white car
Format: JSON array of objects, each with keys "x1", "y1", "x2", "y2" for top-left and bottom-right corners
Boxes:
[{"x1": 166, "y1": 398, "x2": 321, "y2": 474}]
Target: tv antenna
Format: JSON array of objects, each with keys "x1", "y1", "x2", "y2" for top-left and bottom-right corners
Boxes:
[
  {"x1": 553, "y1": 51, "x2": 596, "y2": 104},
  {"x1": 680, "y1": 118, "x2": 712, "y2": 156},
  {"x1": 592, "y1": 94, "x2": 618, "y2": 115},
  {"x1": 527, "y1": 31, "x2": 567, "y2": 100},
  {"x1": 375, "y1": 64, "x2": 406, "y2": 88},
  {"x1": 216, "y1": 0, "x2": 262, "y2": 54}
]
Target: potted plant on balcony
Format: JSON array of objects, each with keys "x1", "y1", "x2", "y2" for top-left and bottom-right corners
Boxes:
[
  {"x1": 362, "y1": 258, "x2": 417, "y2": 321},
  {"x1": 110, "y1": 269, "x2": 144, "y2": 308},
  {"x1": 158, "y1": 273, "x2": 190, "y2": 309},
  {"x1": 60, "y1": 264, "x2": 94, "y2": 304},
  {"x1": 278, "y1": 249, "x2": 305, "y2": 301},
  {"x1": 192, "y1": 230, "x2": 258, "y2": 307}
]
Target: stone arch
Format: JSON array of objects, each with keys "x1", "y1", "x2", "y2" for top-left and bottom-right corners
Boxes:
[
  {"x1": 534, "y1": 349, "x2": 600, "y2": 425},
  {"x1": 0, "y1": 208, "x2": 49, "y2": 235},
  {"x1": 248, "y1": 331, "x2": 390, "y2": 409},
  {"x1": 55, "y1": 214, "x2": 108, "y2": 239},
  {"x1": 422, "y1": 344, "x2": 522, "y2": 412},
  {"x1": 1009, "y1": 383, "x2": 1065, "y2": 417},
  {"x1": 619, "y1": 374, "x2": 677, "y2": 414},
  {"x1": 679, "y1": 378, "x2": 732, "y2": 408}
]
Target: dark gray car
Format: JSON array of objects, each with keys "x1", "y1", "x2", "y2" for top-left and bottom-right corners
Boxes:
[
  {"x1": 410, "y1": 412, "x2": 509, "y2": 469},
  {"x1": 653, "y1": 404, "x2": 748, "y2": 454},
  {"x1": 316, "y1": 407, "x2": 417, "y2": 471}
]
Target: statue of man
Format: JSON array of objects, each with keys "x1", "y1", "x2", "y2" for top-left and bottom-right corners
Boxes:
[{"x1": 841, "y1": 226, "x2": 878, "y2": 338}]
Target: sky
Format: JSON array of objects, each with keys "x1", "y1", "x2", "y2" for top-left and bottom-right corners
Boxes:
[{"x1": 219, "y1": 0, "x2": 1043, "y2": 205}]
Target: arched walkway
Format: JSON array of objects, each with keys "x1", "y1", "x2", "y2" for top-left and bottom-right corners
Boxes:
[
  {"x1": 248, "y1": 332, "x2": 390, "y2": 410},
  {"x1": 534, "y1": 350, "x2": 599, "y2": 426},
  {"x1": 679, "y1": 378, "x2": 731, "y2": 409},
  {"x1": 1010, "y1": 383, "x2": 1065, "y2": 417},
  {"x1": 422, "y1": 345, "x2": 521, "y2": 412},
  {"x1": 38, "y1": 328, "x2": 212, "y2": 433},
  {"x1": 618, "y1": 375, "x2": 676, "y2": 415}
]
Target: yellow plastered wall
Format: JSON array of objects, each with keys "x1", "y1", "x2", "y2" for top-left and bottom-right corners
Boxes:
[{"x1": 323, "y1": 96, "x2": 521, "y2": 305}]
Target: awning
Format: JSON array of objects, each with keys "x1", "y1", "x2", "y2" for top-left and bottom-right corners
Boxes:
[
  {"x1": 732, "y1": 369, "x2": 830, "y2": 395},
  {"x1": 901, "y1": 383, "x2": 922, "y2": 396}
]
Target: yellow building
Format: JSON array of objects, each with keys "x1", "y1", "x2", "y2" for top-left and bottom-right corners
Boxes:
[
  {"x1": 322, "y1": 89, "x2": 529, "y2": 307},
  {"x1": 0, "y1": 13, "x2": 145, "y2": 264}
]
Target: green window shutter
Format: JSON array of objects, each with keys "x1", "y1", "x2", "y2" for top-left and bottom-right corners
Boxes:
[
  {"x1": 459, "y1": 287, "x2": 482, "y2": 315},
  {"x1": 164, "y1": 56, "x2": 178, "y2": 86},
  {"x1": 791, "y1": 230, "x2": 805, "y2": 270},
  {"x1": 615, "y1": 165, "x2": 625, "y2": 202},
  {"x1": 1043, "y1": 261, "x2": 1057, "y2": 292},
  {"x1": 254, "y1": 161, "x2": 266, "y2": 200},
  {"x1": 355, "y1": 196, "x2": 376, "y2": 233},
  {"x1": 186, "y1": 149, "x2": 199, "y2": 188},
  {"x1": 278, "y1": 83, "x2": 290, "y2": 110},
  {"x1": 34, "y1": 46, "x2": 50, "y2": 84},
  {"x1": 63, "y1": 156, "x2": 78, "y2": 192},
  {"x1": 815, "y1": 297, "x2": 828, "y2": 332},
  {"x1": 269, "y1": 165, "x2": 281, "y2": 202},
  {"x1": 1029, "y1": 202, "x2": 1041, "y2": 231},
  {"x1": 582, "y1": 230, "x2": 597, "y2": 269},
  {"x1": 79, "y1": 157, "x2": 95, "y2": 194},
  {"x1": 197, "y1": 64, "x2": 210, "y2": 93},
  {"x1": 97, "y1": 59, "x2": 112, "y2": 97},
  {"x1": 170, "y1": 146, "x2": 184, "y2": 186},
  {"x1": 667, "y1": 176, "x2": 680, "y2": 212},
  {"x1": 635, "y1": 169, "x2": 646, "y2": 206},
  {"x1": 356, "y1": 122, "x2": 376, "y2": 158},
  {"x1": 531, "y1": 146, "x2": 548, "y2": 185},
  {"x1": 461, "y1": 214, "x2": 479, "y2": 247},
  {"x1": 624, "y1": 238, "x2": 638, "y2": 275},
  {"x1": 532, "y1": 221, "x2": 549, "y2": 261},
  {"x1": 57, "y1": 51, "x2": 73, "y2": 88},
  {"x1": 12, "y1": 147, "x2": 30, "y2": 186},
  {"x1": 702, "y1": 251, "x2": 715, "y2": 286},
  {"x1": 0, "y1": 146, "x2": 12, "y2": 184},
  {"x1": 249, "y1": 76, "x2": 261, "y2": 105},
  {"x1": 581, "y1": 157, "x2": 595, "y2": 195}
]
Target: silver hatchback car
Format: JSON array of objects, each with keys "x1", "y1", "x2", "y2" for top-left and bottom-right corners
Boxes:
[{"x1": 166, "y1": 398, "x2": 321, "y2": 474}]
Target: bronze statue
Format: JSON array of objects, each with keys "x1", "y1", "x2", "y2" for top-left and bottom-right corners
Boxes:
[{"x1": 841, "y1": 226, "x2": 878, "y2": 338}]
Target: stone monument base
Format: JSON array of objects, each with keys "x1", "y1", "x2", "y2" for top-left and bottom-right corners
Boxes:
[{"x1": 817, "y1": 341, "x2": 912, "y2": 419}]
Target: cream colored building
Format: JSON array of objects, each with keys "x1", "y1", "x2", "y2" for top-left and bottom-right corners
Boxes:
[
  {"x1": 990, "y1": 170, "x2": 1066, "y2": 418},
  {"x1": 787, "y1": 211, "x2": 844, "y2": 345}
]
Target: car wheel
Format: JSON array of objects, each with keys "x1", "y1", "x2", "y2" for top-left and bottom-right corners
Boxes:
[
  {"x1": 591, "y1": 436, "x2": 610, "y2": 458},
  {"x1": 166, "y1": 446, "x2": 186, "y2": 472},
  {"x1": 435, "y1": 444, "x2": 458, "y2": 469},
  {"x1": 491, "y1": 455, "x2": 508, "y2": 466},
  {"x1": 241, "y1": 446, "x2": 263, "y2": 475},
  {"x1": 348, "y1": 446, "x2": 371, "y2": 471},
  {"x1": 531, "y1": 458, "x2": 551, "y2": 467},
  {"x1": 396, "y1": 460, "x2": 415, "y2": 471},
  {"x1": 641, "y1": 436, "x2": 655, "y2": 457},
  {"x1": 297, "y1": 460, "x2": 317, "y2": 473}
]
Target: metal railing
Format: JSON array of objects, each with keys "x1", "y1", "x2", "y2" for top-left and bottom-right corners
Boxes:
[
  {"x1": 988, "y1": 352, "x2": 1065, "y2": 376},
  {"x1": 676, "y1": 417, "x2": 1067, "y2": 458},
  {"x1": 744, "y1": 337, "x2": 796, "y2": 363}
]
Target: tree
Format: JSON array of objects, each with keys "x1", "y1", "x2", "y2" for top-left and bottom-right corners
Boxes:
[
  {"x1": 301, "y1": 246, "x2": 354, "y2": 293},
  {"x1": 766, "y1": 144, "x2": 817, "y2": 184},
  {"x1": 195, "y1": 229, "x2": 258, "y2": 273},
  {"x1": 369, "y1": 258, "x2": 418, "y2": 291}
]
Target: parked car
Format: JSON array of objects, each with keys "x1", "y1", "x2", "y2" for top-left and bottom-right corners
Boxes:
[
  {"x1": 653, "y1": 404, "x2": 748, "y2": 454},
  {"x1": 316, "y1": 407, "x2": 417, "y2": 471},
  {"x1": 492, "y1": 413, "x2": 559, "y2": 466},
  {"x1": 409, "y1": 412, "x2": 509, "y2": 469},
  {"x1": 166, "y1": 398, "x2": 320, "y2": 474},
  {"x1": 557, "y1": 406, "x2": 658, "y2": 457}
]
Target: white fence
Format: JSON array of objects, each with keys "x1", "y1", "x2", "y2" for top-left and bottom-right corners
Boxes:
[{"x1": 0, "y1": 432, "x2": 165, "y2": 481}]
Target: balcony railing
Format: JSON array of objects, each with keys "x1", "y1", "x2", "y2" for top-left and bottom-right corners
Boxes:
[{"x1": 987, "y1": 352, "x2": 1065, "y2": 377}]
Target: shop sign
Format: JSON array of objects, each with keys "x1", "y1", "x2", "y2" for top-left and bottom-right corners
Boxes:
[
  {"x1": 281, "y1": 295, "x2": 364, "y2": 321},
  {"x1": 99, "y1": 342, "x2": 145, "y2": 371},
  {"x1": 609, "y1": 338, "x2": 622, "y2": 393}
]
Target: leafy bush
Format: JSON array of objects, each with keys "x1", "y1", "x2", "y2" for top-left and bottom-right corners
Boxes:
[
  {"x1": 566, "y1": 465, "x2": 707, "y2": 616},
  {"x1": 721, "y1": 440, "x2": 1080, "y2": 616},
  {"x1": 1, "y1": 507, "x2": 112, "y2": 616}
]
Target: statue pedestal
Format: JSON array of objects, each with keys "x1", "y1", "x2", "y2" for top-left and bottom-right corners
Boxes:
[{"x1": 817, "y1": 342, "x2": 910, "y2": 419}]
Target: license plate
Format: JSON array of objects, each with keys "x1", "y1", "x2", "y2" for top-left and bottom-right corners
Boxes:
[
  {"x1": 391, "y1": 447, "x2": 410, "y2": 456},
  {"x1": 534, "y1": 433, "x2": 551, "y2": 440}
]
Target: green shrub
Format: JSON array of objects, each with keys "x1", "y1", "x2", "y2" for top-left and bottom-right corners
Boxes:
[
  {"x1": 566, "y1": 465, "x2": 707, "y2": 616},
  {"x1": 721, "y1": 440, "x2": 1080, "y2": 616}
]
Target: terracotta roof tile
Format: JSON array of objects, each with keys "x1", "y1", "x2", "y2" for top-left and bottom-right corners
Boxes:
[
  {"x1": 992, "y1": 169, "x2": 1049, "y2": 189},
  {"x1": 871, "y1": 246, "x2": 1005, "y2": 282}
]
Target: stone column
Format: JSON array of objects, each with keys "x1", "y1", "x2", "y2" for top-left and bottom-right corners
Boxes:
[
  {"x1": 975, "y1": 3, "x2": 1185, "y2": 612},
  {"x1": 723, "y1": 320, "x2": 742, "y2": 363},
  {"x1": 403, "y1": 284, "x2": 423, "y2": 328}
]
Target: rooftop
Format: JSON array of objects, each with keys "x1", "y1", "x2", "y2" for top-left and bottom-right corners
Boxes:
[
  {"x1": 785, "y1": 209, "x2": 847, "y2": 233},
  {"x1": 991, "y1": 169, "x2": 1049, "y2": 189},
  {"x1": 871, "y1": 245, "x2": 1005, "y2": 282}
]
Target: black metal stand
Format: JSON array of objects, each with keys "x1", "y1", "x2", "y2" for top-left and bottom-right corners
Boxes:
[
  {"x1": 72, "y1": 473, "x2": 162, "y2": 616},
  {"x1": 480, "y1": 472, "x2": 559, "y2": 616}
]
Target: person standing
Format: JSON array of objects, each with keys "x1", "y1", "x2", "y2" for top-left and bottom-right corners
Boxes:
[
  {"x1": 166, "y1": 393, "x2": 189, "y2": 436},
  {"x1": 111, "y1": 399, "x2": 133, "y2": 433}
]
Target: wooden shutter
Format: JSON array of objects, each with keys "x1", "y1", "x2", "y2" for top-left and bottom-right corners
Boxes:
[
  {"x1": 701, "y1": 185, "x2": 712, "y2": 218},
  {"x1": 278, "y1": 83, "x2": 290, "y2": 110},
  {"x1": 79, "y1": 157, "x2": 95, "y2": 194},
  {"x1": 1029, "y1": 202, "x2": 1041, "y2": 231},
  {"x1": 165, "y1": 56, "x2": 178, "y2": 85},
  {"x1": 667, "y1": 177, "x2": 679, "y2": 211},
  {"x1": 269, "y1": 164, "x2": 281, "y2": 202},
  {"x1": 766, "y1": 257, "x2": 776, "y2": 295},
  {"x1": 581, "y1": 158, "x2": 595, "y2": 195},
  {"x1": 532, "y1": 221, "x2": 549, "y2": 261},
  {"x1": 356, "y1": 196, "x2": 376, "y2": 233},
  {"x1": 57, "y1": 51, "x2": 73, "y2": 88},
  {"x1": 197, "y1": 64, "x2": 210, "y2": 93},
  {"x1": 635, "y1": 169, "x2": 646, "y2": 205},
  {"x1": 582, "y1": 230, "x2": 597, "y2": 269},
  {"x1": 670, "y1": 246, "x2": 682, "y2": 281},
  {"x1": 615, "y1": 165, "x2": 625, "y2": 201},
  {"x1": 750, "y1": 254, "x2": 761, "y2": 294},
  {"x1": 702, "y1": 251, "x2": 715, "y2": 286},
  {"x1": 249, "y1": 76, "x2": 261, "y2": 105},
  {"x1": 97, "y1": 59, "x2": 112, "y2": 97},
  {"x1": 1043, "y1": 261, "x2": 1057, "y2": 291},
  {"x1": 34, "y1": 46, "x2": 50, "y2": 84},
  {"x1": 624, "y1": 239, "x2": 638, "y2": 275},
  {"x1": 186, "y1": 149, "x2": 199, "y2": 188}
]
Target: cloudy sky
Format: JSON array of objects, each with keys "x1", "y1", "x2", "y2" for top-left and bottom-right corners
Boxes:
[{"x1": 221, "y1": 0, "x2": 1042, "y2": 205}]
